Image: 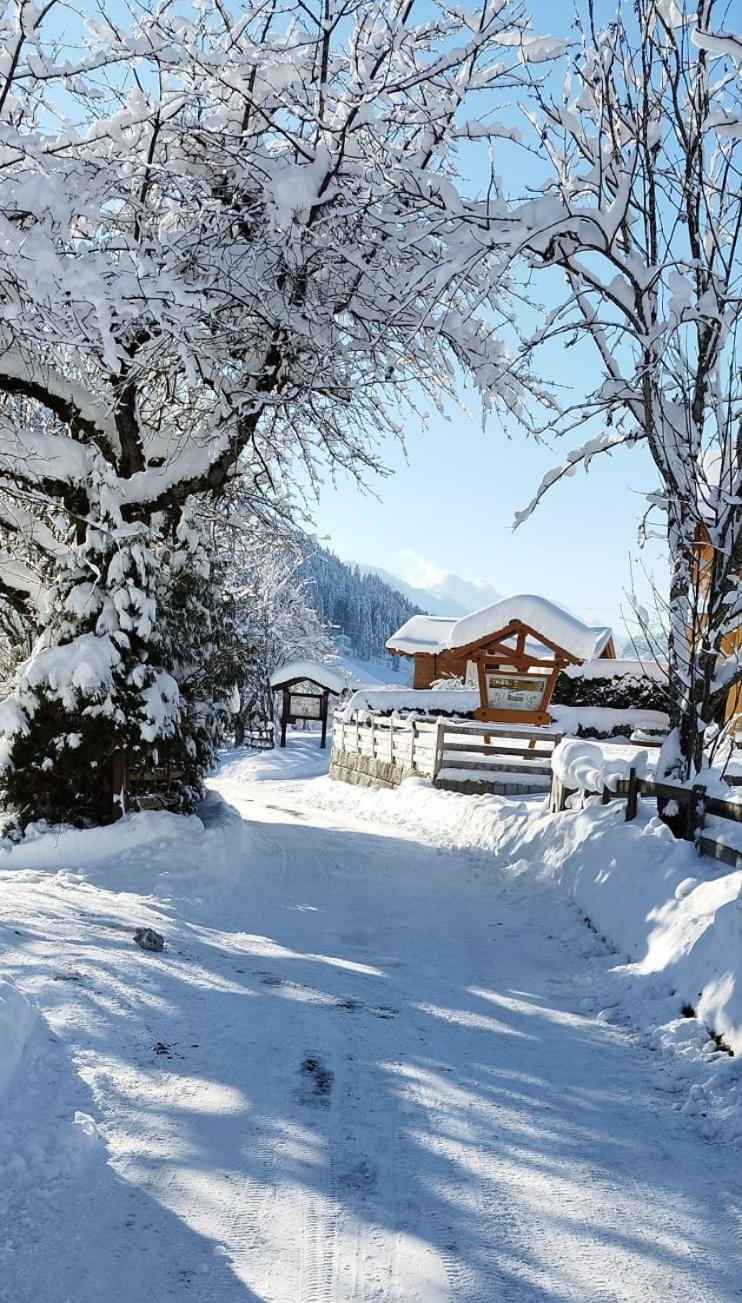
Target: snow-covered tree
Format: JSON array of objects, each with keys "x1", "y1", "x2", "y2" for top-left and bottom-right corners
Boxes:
[
  {"x1": 506, "y1": 0, "x2": 741, "y2": 780},
  {"x1": 215, "y1": 508, "x2": 331, "y2": 744},
  {"x1": 0, "y1": 0, "x2": 537, "y2": 822},
  {"x1": 298, "y1": 544, "x2": 420, "y2": 665}
]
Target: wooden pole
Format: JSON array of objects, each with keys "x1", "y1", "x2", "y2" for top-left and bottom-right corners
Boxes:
[
  {"x1": 280, "y1": 689, "x2": 288, "y2": 747},
  {"x1": 320, "y1": 692, "x2": 328, "y2": 749}
]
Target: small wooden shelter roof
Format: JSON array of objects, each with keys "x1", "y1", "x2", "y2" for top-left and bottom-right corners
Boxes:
[
  {"x1": 387, "y1": 595, "x2": 614, "y2": 664},
  {"x1": 269, "y1": 660, "x2": 345, "y2": 693}
]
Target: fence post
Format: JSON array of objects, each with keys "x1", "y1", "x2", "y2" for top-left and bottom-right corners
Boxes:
[
  {"x1": 433, "y1": 718, "x2": 445, "y2": 781},
  {"x1": 625, "y1": 767, "x2": 638, "y2": 821},
  {"x1": 411, "y1": 718, "x2": 417, "y2": 772},
  {"x1": 691, "y1": 784, "x2": 707, "y2": 846}
]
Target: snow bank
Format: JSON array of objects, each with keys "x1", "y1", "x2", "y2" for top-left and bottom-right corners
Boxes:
[
  {"x1": 518, "y1": 804, "x2": 742, "y2": 1055},
  {"x1": 0, "y1": 809, "x2": 204, "y2": 870},
  {"x1": 0, "y1": 978, "x2": 35, "y2": 1096}
]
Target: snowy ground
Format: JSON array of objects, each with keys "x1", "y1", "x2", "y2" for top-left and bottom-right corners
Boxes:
[{"x1": 0, "y1": 736, "x2": 741, "y2": 1301}]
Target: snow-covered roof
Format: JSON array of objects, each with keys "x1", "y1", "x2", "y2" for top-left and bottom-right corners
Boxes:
[
  {"x1": 387, "y1": 595, "x2": 613, "y2": 662},
  {"x1": 269, "y1": 660, "x2": 345, "y2": 693},
  {"x1": 385, "y1": 615, "x2": 457, "y2": 655}
]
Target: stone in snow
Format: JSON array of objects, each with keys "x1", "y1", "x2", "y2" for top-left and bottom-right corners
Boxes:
[{"x1": 133, "y1": 927, "x2": 164, "y2": 952}]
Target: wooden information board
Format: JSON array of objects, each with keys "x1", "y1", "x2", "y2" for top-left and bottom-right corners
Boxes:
[
  {"x1": 289, "y1": 694, "x2": 322, "y2": 719},
  {"x1": 485, "y1": 673, "x2": 548, "y2": 712}
]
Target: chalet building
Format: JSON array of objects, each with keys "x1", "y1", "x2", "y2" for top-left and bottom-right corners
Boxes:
[{"x1": 387, "y1": 594, "x2": 615, "y2": 726}]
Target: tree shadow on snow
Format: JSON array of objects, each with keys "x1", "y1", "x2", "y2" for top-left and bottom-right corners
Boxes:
[{"x1": 1, "y1": 801, "x2": 740, "y2": 1302}]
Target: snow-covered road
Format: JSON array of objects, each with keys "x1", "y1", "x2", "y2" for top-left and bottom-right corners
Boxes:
[{"x1": 0, "y1": 746, "x2": 740, "y2": 1301}]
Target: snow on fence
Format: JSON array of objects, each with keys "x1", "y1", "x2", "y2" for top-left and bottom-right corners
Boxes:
[
  {"x1": 331, "y1": 711, "x2": 562, "y2": 794},
  {"x1": 549, "y1": 752, "x2": 742, "y2": 870}
]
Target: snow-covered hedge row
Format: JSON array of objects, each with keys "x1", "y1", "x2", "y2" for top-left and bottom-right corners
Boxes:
[
  {"x1": 553, "y1": 660, "x2": 668, "y2": 712},
  {"x1": 339, "y1": 690, "x2": 669, "y2": 741},
  {"x1": 338, "y1": 687, "x2": 480, "y2": 719}
]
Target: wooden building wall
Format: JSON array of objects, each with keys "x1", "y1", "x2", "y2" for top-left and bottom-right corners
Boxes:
[{"x1": 412, "y1": 652, "x2": 469, "y2": 690}]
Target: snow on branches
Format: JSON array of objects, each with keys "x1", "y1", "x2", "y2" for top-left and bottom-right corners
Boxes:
[
  {"x1": 0, "y1": 0, "x2": 539, "y2": 822},
  {"x1": 0, "y1": 0, "x2": 535, "y2": 534},
  {"x1": 506, "y1": 0, "x2": 742, "y2": 777}
]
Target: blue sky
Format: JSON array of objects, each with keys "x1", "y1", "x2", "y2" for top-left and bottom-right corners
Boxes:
[
  {"x1": 310, "y1": 389, "x2": 666, "y2": 640},
  {"x1": 309, "y1": 2, "x2": 668, "y2": 642}
]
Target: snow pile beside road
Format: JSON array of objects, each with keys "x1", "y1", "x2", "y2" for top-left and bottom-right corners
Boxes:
[
  {"x1": 0, "y1": 808, "x2": 205, "y2": 871},
  {"x1": 0, "y1": 977, "x2": 34, "y2": 1095}
]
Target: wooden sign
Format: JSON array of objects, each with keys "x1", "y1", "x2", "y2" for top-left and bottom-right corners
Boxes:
[
  {"x1": 290, "y1": 693, "x2": 322, "y2": 719},
  {"x1": 486, "y1": 673, "x2": 548, "y2": 712}
]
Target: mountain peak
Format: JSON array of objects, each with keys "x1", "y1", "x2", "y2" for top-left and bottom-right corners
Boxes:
[{"x1": 356, "y1": 563, "x2": 501, "y2": 616}]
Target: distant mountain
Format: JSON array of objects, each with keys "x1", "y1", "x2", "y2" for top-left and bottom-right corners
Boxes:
[{"x1": 356, "y1": 565, "x2": 501, "y2": 617}]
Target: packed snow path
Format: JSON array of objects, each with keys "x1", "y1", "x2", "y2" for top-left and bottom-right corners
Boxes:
[{"x1": 0, "y1": 746, "x2": 740, "y2": 1302}]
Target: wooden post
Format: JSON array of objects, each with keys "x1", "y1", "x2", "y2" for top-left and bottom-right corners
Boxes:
[
  {"x1": 280, "y1": 689, "x2": 289, "y2": 747},
  {"x1": 320, "y1": 691, "x2": 328, "y2": 749},
  {"x1": 371, "y1": 715, "x2": 376, "y2": 759},
  {"x1": 433, "y1": 718, "x2": 445, "y2": 781},
  {"x1": 625, "y1": 767, "x2": 638, "y2": 821},
  {"x1": 411, "y1": 719, "x2": 417, "y2": 772},
  {"x1": 112, "y1": 750, "x2": 128, "y2": 821},
  {"x1": 691, "y1": 783, "x2": 707, "y2": 845}
]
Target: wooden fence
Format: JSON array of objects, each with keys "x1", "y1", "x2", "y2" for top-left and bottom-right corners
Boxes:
[
  {"x1": 433, "y1": 720, "x2": 561, "y2": 792},
  {"x1": 332, "y1": 712, "x2": 440, "y2": 776},
  {"x1": 551, "y1": 768, "x2": 742, "y2": 871},
  {"x1": 332, "y1": 712, "x2": 562, "y2": 791}
]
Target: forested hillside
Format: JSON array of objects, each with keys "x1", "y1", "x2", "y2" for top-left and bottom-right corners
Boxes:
[{"x1": 299, "y1": 542, "x2": 421, "y2": 664}]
